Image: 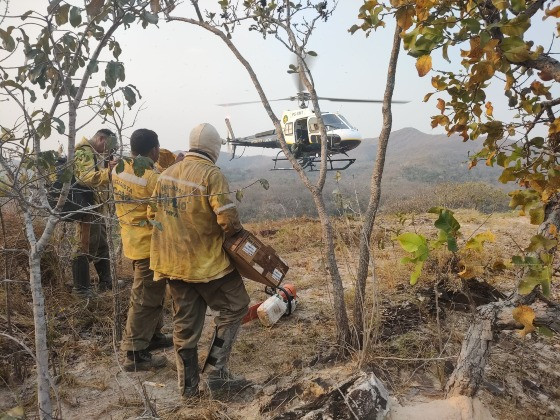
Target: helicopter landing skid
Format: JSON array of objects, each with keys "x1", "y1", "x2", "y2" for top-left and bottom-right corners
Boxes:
[{"x1": 272, "y1": 153, "x2": 356, "y2": 171}]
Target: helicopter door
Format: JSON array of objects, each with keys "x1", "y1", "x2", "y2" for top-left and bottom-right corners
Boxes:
[
  {"x1": 295, "y1": 118, "x2": 309, "y2": 145},
  {"x1": 308, "y1": 117, "x2": 320, "y2": 144}
]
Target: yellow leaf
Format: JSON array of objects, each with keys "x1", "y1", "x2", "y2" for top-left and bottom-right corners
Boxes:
[
  {"x1": 458, "y1": 261, "x2": 482, "y2": 279},
  {"x1": 544, "y1": 5, "x2": 560, "y2": 19},
  {"x1": 505, "y1": 73, "x2": 515, "y2": 90},
  {"x1": 485, "y1": 101, "x2": 494, "y2": 117},
  {"x1": 512, "y1": 305, "x2": 536, "y2": 337},
  {"x1": 396, "y1": 5, "x2": 415, "y2": 31},
  {"x1": 492, "y1": 259, "x2": 508, "y2": 271},
  {"x1": 549, "y1": 224, "x2": 558, "y2": 237},
  {"x1": 416, "y1": 55, "x2": 432, "y2": 77},
  {"x1": 549, "y1": 118, "x2": 560, "y2": 135},
  {"x1": 436, "y1": 98, "x2": 445, "y2": 114}
]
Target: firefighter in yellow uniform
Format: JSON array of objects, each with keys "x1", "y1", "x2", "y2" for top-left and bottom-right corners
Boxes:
[
  {"x1": 73, "y1": 129, "x2": 117, "y2": 296},
  {"x1": 150, "y1": 123, "x2": 251, "y2": 398},
  {"x1": 112, "y1": 129, "x2": 180, "y2": 371}
]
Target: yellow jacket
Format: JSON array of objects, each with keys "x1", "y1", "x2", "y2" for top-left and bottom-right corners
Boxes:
[
  {"x1": 112, "y1": 160, "x2": 159, "y2": 261},
  {"x1": 149, "y1": 153, "x2": 242, "y2": 282},
  {"x1": 74, "y1": 138, "x2": 111, "y2": 203},
  {"x1": 155, "y1": 148, "x2": 177, "y2": 173}
]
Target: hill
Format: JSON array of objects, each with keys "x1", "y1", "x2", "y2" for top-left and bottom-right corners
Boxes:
[{"x1": 220, "y1": 127, "x2": 511, "y2": 220}]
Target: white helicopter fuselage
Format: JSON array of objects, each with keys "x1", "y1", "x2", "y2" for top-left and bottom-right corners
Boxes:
[{"x1": 280, "y1": 109, "x2": 363, "y2": 153}]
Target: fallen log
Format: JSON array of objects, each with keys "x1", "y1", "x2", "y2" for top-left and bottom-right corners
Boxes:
[{"x1": 445, "y1": 290, "x2": 560, "y2": 397}]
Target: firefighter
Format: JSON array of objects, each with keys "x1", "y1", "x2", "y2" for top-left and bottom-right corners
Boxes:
[
  {"x1": 72, "y1": 129, "x2": 118, "y2": 296},
  {"x1": 149, "y1": 123, "x2": 251, "y2": 398},
  {"x1": 112, "y1": 129, "x2": 176, "y2": 371}
]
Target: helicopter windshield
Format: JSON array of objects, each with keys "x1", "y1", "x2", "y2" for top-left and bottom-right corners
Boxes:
[
  {"x1": 322, "y1": 114, "x2": 349, "y2": 130},
  {"x1": 337, "y1": 114, "x2": 356, "y2": 129}
]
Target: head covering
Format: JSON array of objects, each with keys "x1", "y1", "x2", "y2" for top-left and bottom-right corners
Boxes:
[{"x1": 189, "y1": 123, "x2": 222, "y2": 163}]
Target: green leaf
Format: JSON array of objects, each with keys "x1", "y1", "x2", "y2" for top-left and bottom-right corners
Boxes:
[
  {"x1": 143, "y1": 11, "x2": 159, "y2": 25},
  {"x1": 115, "y1": 159, "x2": 125, "y2": 174},
  {"x1": 122, "y1": 85, "x2": 139, "y2": 108},
  {"x1": 525, "y1": 234, "x2": 557, "y2": 252},
  {"x1": 259, "y1": 178, "x2": 269, "y2": 190},
  {"x1": 236, "y1": 190, "x2": 243, "y2": 202},
  {"x1": 51, "y1": 117, "x2": 65, "y2": 134},
  {"x1": 69, "y1": 6, "x2": 82, "y2": 27},
  {"x1": 307, "y1": 50, "x2": 317, "y2": 57},
  {"x1": 536, "y1": 326, "x2": 554, "y2": 337},
  {"x1": 500, "y1": 17, "x2": 530, "y2": 37},
  {"x1": 132, "y1": 156, "x2": 152, "y2": 177},
  {"x1": 434, "y1": 209, "x2": 460, "y2": 235},
  {"x1": 87, "y1": 59, "x2": 99, "y2": 75},
  {"x1": 55, "y1": 3, "x2": 70, "y2": 26},
  {"x1": 511, "y1": 0, "x2": 526, "y2": 13},
  {"x1": 500, "y1": 37, "x2": 531, "y2": 63},
  {"x1": 105, "y1": 61, "x2": 125, "y2": 89},
  {"x1": 148, "y1": 219, "x2": 163, "y2": 231},
  {"x1": 397, "y1": 233, "x2": 429, "y2": 262},
  {"x1": 529, "y1": 205, "x2": 545, "y2": 225},
  {"x1": 465, "y1": 230, "x2": 496, "y2": 252},
  {"x1": 410, "y1": 261, "x2": 424, "y2": 285},
  {"x1": 0, "y1": 28, "x2": 15, "y2": 52},
  {"x1": 21, "y1": 10, "x2": 33, "y2": 20}
]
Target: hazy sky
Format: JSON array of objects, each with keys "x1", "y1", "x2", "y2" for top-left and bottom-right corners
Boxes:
[{"x1": 2, "y1": 1, "x2": 557, "y2": 154}]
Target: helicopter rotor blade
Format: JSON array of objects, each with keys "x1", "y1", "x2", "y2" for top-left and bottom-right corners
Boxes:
[
  {"x1": 316, "y1": 96, "x2": 409, "y2": 104},
  {"x1": 217, "y1": 97, "x2": 294, "y2": 107}
]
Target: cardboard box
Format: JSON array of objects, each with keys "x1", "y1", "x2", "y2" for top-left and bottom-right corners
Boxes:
[{"x1": 224, "y1": 230, "x2": 289, "y2": 287}]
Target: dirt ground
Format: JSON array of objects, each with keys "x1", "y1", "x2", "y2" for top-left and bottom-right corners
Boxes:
[{"x1": 1, "y1": 210, "x2": 559, "y2": 419}]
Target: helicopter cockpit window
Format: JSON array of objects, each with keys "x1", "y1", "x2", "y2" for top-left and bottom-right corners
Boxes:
[
  {"x1": 284, "y1": 122, "x2": 293, "y2": 136},
  {"x1": 322, "y1": 114, "x2": 349, "y2": 130},
  {"x1": 338, "y1": 114, "x2": 355, "y2": 130}
]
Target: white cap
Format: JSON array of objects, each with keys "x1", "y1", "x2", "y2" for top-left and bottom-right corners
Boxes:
[{"x1": 189, "y1": 123, "x2": 221, "y2": 163}]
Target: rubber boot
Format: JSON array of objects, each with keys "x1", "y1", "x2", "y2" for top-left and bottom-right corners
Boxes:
[
  {"x1": 178, "y1": 348, "x2": 200, "y2": 399},
  {"x1": 123, "y1": 349, "x2": 167, "y2": 372},
  {"x1": 203, "y1": 321, "x2": 252, "y2": 395},
  {"x1": 146, "y1": 332, "x2": 173, "y2": 351},
  {"x1": 94, "y1": 259, "x2": 112, "y2": 292},
  {"x1": 72, "y1": 255, "x2": 94, "y2": 298}
]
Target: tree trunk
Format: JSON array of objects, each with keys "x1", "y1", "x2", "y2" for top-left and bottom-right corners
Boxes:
[
  {"x1": 312, "y1": 190, "x2": 351, "y2": 346},
  {"x1": 28, "y1": 246, "x2": 53, "y2": 419},
  {"x1": 106, "y1": 183, "x2": 122, "y2": 342},
  {"x1": 353, "y1": 25, "x2": 401, "y2": 343}
]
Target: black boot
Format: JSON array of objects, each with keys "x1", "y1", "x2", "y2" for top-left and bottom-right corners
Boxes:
[
  {"x1": 94, "y1": 259, "x2": 112, "y2": 291},
  {"x1": 203, "y1": 322, "x2": 252, "y2": 395},
  {"x1": 123, "y1": 349, "x2": 167, "y2": 372},
  {"x1": 178, "y1": 348, "x2": 200, "y2": 398},
  {"x1": 146, "y1": 332, "x2": 173, "y2": 351},
  {"x1": 72, "y1": 255, "x2": 94, "y2": 298}
]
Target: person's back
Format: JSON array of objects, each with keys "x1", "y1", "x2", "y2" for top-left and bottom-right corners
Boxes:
[
  {"x1": 151, "y1": 152, "x2": 241, "y2": 282},
  {"x1": 113, "y1": 160, "x2": 159, "y2": 261}
]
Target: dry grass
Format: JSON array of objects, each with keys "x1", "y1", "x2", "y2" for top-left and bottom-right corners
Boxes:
[{"x1": 1, "y1": 209, "x2": 558, "y2": 419}]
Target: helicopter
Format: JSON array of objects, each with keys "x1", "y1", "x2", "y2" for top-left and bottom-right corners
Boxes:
[{"x1": 220, "y1": 91, "x2": 408, "y2": 171}]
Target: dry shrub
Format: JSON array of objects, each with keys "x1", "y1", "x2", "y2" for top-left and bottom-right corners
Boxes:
[{"x1": 382, "y1": 181, "x2": 510, "y2": 214}]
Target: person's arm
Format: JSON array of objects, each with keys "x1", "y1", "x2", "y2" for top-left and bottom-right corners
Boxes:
[
  {"x1": 208, "y1": 170, "x2": 242, "y2": 238},
  {"x1": 74, "y1": 147, "x2": 110, "y2": 188}
]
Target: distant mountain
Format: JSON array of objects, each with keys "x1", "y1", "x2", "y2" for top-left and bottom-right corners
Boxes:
[{"x1": 215, "y1": 127, "x2": 510, "y2": 220}]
